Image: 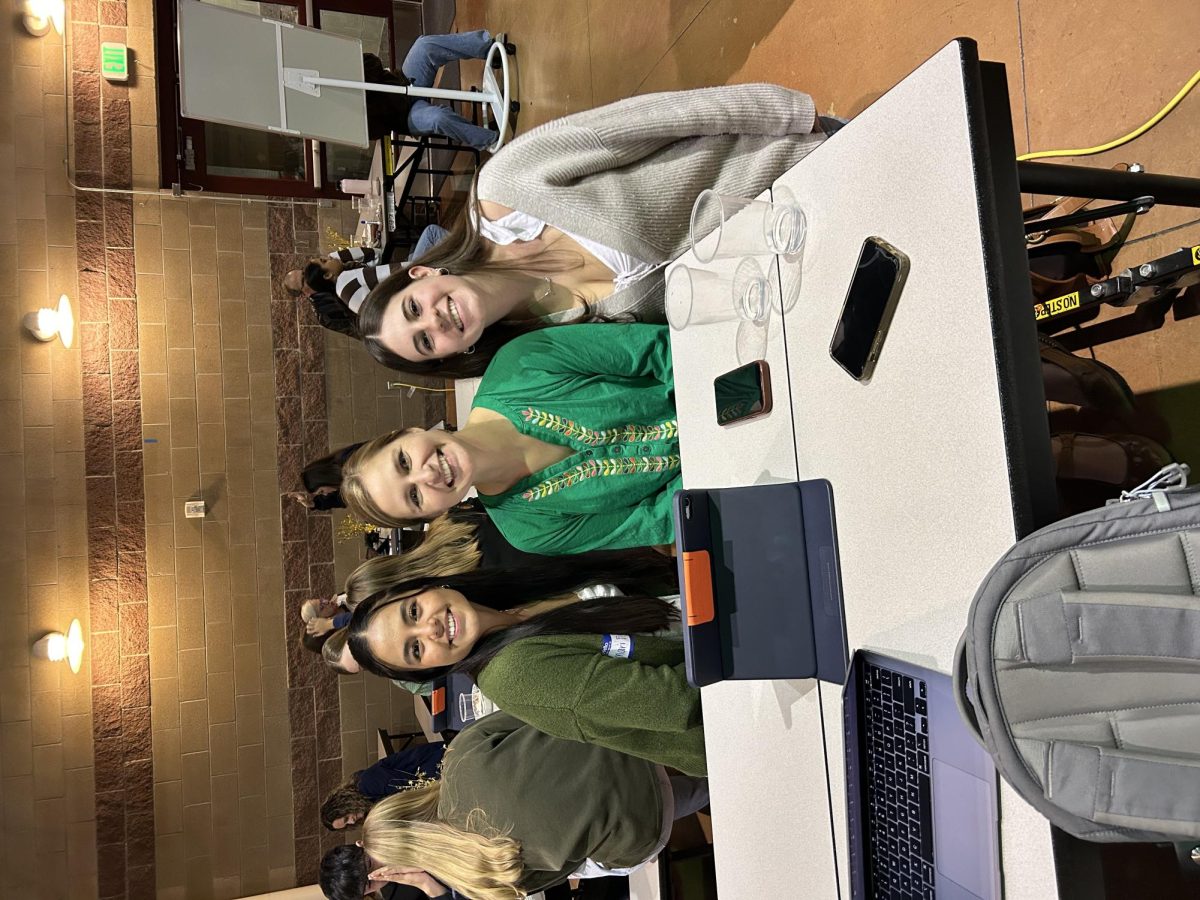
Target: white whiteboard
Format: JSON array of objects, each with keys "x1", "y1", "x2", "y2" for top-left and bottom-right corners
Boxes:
[{"x1": 177, "y1": 0, "x2": 370, "y2": 147}]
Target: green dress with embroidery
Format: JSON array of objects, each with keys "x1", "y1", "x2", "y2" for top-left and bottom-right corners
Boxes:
[{"x1": 472, "y1": 323, "x2": 681, "y2": 555}]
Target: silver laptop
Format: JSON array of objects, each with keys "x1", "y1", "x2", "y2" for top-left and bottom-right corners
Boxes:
[{"x1": 844, "y1": 649, "x2": 1002, "y2": 900}]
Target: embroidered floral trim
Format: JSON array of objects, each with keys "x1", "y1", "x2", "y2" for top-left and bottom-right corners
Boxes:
[
  {"x1": 522, "y1": 455, "x2": 681, "y2": 502},
  {"x1": 520, "y1": 407, "x2": 678, "y2": 446}
]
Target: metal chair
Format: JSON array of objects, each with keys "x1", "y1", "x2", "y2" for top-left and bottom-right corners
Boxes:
[{"x1": 376, "y1": 726, "x2": 424, "y2": 758}]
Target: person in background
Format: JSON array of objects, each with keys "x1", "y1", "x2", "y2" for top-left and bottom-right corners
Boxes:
[
  {"x1": 363, "y1": 30, "x2": 516, "y2": 152},
  {"x1": 321, "y1": 627, "x2": 359, "y2": 675},
  {"x1": 286, "y1": 442, "x2": 365, "y2": 511},
  {"x1": 302, "y1": 592, "x2": 350, "y2": 637},
  {"x1": 297, "y1": 285, "x2": 363, "y2": 338},
  {"x1": 320, "y1": 843, "x2": 455, "y2": 900},
  {"x1": 358, "y1": 712, "x2": 708, "y2": 898},
  {"x1": 321, "y1": 742, "x2": 447, "y2": 831},
  {"x1": 347, "y1": 561, "x2": 705, "y2": 776},
  {"x1": 282, "y1": 225, "x2": 450, "y2": 323}
]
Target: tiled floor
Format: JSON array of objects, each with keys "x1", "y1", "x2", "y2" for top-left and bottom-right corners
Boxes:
[{"x1": 453, "y1": 0, "x2": 1200, "y2": 467}]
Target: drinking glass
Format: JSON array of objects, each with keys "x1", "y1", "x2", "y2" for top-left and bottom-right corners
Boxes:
[
  {"x1": 457, "y1": 692, "x2": 476, "y2": 724},
  {"x1": 690, "y1": 189, "x2": 808, "y2": 262},
  {"x1": 471, "y1": 686, "x2": 496, "y2": 719},
  {"x1": 666, "y1": 259, "x2": 770, "y2": 331}
]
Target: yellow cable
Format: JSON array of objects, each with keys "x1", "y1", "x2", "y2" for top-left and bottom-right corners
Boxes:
[{"x1": 1018, "y1": 69, "x2": 1200, "y2": 161}]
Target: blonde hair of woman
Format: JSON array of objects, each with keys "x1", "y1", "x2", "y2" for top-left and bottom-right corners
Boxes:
[
  {"x1": 308, "y1": 514, "x2": 480, "y2": 678},
  {"x1": 343, "y1": 513, "x2": 481, "y2": 607},
  {"x1": 340, "y1": 429, "x2": 417, "y2": 529},
  {"x1": 361, "y1": 786, "x2": 525, "y2": 900}
]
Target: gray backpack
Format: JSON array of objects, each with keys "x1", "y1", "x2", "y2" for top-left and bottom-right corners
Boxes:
[{"x1": 954, "y1": 464, "x2": 1200, "y2": 842}]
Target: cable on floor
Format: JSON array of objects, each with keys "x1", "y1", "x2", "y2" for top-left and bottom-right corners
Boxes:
[
  {"x1": 1019, "y1": 69, "x2": 1200, "y2": 161},
  {"x1": 387, "y1": 381, "x2": 455, "y2": 393}
]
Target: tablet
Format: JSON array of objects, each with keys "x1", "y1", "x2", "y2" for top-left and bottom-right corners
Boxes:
[{"x1": 674, "y1": 481, "x2": 848, "y2": 687}]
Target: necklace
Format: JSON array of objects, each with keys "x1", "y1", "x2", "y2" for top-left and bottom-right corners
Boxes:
[{"x1": 526, "y1": 276, "x2": 559, "y2": 315}]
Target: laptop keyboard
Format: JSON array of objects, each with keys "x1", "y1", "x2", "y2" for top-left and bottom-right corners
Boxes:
[{"x1": 863, "y1": 661, "x2": 935, "y2": 899}]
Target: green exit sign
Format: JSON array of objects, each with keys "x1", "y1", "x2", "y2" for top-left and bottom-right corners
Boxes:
[{"x1": 101, "y1": 42, "x2": 129, "y2": 82}]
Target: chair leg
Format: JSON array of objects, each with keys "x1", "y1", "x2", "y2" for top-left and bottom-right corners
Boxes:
[
  {"x1": 377, "y1": 727, "x2": 422, "y2": 757},
  {"x1": 377, "y1": 727, "x2": 394, "y2": 757}
]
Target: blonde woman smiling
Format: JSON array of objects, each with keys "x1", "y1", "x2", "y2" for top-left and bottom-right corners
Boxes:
[{"x1": 342, "y1": 323, "x2": 681, "y2": 555}]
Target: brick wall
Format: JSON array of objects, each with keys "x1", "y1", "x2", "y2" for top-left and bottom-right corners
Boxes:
[
  {"x1": 1, "y1": 3, "x2": 449, "y2": 897},
  {"x1": 69, "y1": 0, "x2": 157, "y2": 894},
  {"x1": 138, "y1": 194, "x2": 299, "y2": 899},
  {"x1": 0, "y1": 9, "x2": 99, "y2": 900},
  {"x1": 266, "y1": 206, "x2": 346, "y2": 884}
]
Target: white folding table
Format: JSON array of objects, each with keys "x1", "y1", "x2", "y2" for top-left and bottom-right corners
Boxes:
[{"x1": 669, "y1": 38, "x2": 1059, "y2": 900}]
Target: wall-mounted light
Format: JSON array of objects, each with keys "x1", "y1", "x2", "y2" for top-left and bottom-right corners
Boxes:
[
  {"x1": 21, "y1": 0, "x2": 65, "y2": 36},
  {"x1": 32, "y1": 618, "x2": 85, "y2": 674},
  {"x1": 23, "y1": 294, "x2": 74, "y2": 348}
]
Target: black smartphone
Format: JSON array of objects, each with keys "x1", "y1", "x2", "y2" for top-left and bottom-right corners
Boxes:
[
  {"x1": 829, "y1": 237, "x2": 910, "y2": 382},
  {"x1": 714, "y1": 360, "x2": 772, "y2": 426}
]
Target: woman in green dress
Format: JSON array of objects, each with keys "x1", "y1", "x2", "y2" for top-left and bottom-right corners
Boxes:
[{"x1": 341, "y1": 322, "x2": 681, "y2": 555}]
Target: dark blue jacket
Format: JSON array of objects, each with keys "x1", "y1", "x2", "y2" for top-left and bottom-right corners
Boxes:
[{"x1": 355, "y1": 743, "x2": 447, "y2": 800}]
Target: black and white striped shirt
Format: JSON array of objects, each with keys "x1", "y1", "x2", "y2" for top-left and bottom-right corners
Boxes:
[{"x1": 329, "y1": 247, "x2": 396, "y2": 313}]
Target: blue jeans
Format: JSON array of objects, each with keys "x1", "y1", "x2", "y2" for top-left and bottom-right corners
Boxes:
[
  {"x1": 403, "y1": 30, "x2": 498, "y2": 150},
  {"x1": 669, "y1": 775, "x2": 710, "y2": 819},
  {"x1": 406, "y1": 223, "x2": 449, "y2": 262}
]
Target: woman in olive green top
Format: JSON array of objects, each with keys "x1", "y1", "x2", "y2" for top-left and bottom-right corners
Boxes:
[
  {"x1": 361, "y1": 712, "x2": 707, "y2": 899},
  {"x1": 346, "y1": 563, "x2": 706, "y2": 777},
  {"x1": 341, "y1": 323, "x2": 680, "y2": 555}
]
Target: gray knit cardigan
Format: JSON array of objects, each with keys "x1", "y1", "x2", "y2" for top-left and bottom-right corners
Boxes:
[{"x1": 476, "y1": 84, "x2": 825, "y2": 322}]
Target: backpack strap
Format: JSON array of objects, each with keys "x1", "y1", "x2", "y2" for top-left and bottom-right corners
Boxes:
[
  {"x1": 1049, "y1": 741, "x2": 1200, "y2": 839},
  {"x1": 1012, "y1": 590, "x2": 1200, "y2": 665},
  {"x1": 952, "y1": 633, "x2": 988, "y2": 748}
]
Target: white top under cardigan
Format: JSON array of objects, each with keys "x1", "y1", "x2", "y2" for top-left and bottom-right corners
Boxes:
[
  {"x1": 476, "y1": 209, "x2": 658, "y2": 290},
  {"x1": 333, "y1": 85, "x2": 823, "y2": 324}
]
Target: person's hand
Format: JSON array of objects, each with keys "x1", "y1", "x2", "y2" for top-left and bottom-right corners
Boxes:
[
  {"x1": 368, "y1": 865, "x2": 447, "y2": 897},
  {"x1": 306, "y1": 616, "x2": 334, "y2": 636},
  {"x1": 286, "y1": 491, "x2": 315, "y2": 509}
]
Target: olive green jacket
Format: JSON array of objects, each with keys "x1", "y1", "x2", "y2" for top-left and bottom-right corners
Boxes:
[
  {"x1": 475, "y1": 632, "x2": 707, "y2": 777},
  {"x1": 440, "y1": 712, "x2": 665, "y2": 893}
]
